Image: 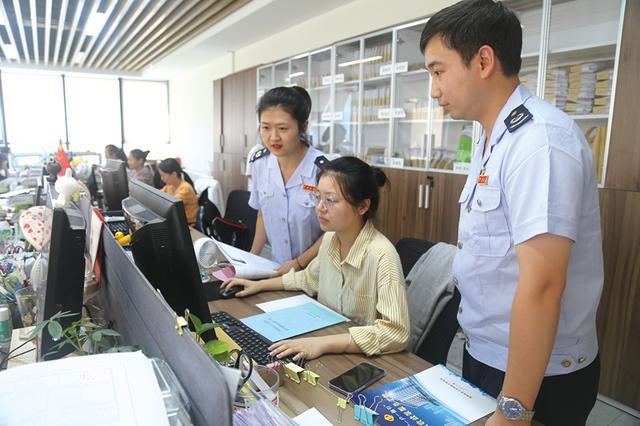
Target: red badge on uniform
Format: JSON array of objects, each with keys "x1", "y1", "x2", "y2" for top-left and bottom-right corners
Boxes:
[
  {"x1": 303, "y1": 184, "x2": 317, "y2": 192},
  {"x1": 477, "y1": 174, "x2": 489, "y2": 185}
]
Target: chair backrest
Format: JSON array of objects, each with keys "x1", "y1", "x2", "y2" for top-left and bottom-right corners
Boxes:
[
  {"x1": 224, "y1": 190, "x2": 257, "y2": 250},
  {"x1": 211, "y1": 217, "x2": 249, "y2": 250},
  {"x1": 395, "y1": 238, "x2": 437, "y2": 279},
  {"x1": 187, "y1": 171, "x2": 226, "y2": 215},
  {"x1": 196, "y1": 191, "x2": 222, "y2": 237}
]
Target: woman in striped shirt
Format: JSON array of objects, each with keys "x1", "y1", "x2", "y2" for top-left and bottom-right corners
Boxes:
[{"x1": 221, "y1": 156, "x2": 409, "y2": 360}]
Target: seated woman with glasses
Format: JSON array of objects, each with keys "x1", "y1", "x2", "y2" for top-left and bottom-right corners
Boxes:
[{"x1": 221, "y1": 156, "x2": 409, "y2": 360}]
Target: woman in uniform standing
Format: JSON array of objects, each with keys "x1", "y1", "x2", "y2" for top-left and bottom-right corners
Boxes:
[{"x1": 249, "y1": 86, "x2": 325, "y2": 275}]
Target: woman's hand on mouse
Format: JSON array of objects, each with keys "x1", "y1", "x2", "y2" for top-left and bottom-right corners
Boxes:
[{"x1": 220, "y1": 278, "x2": 261, "y2": 297}]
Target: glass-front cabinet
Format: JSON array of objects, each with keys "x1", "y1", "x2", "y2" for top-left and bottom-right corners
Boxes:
[
  {"x1": 308, "y1": 48, "x2": 332, "y2": 153},
  {"x1": 333, "y1": 39, "x2": 361, "y2": 156},
  {"x1": 360, "y1": 31, "x2": 393, "y2": 165},
  {"x1": 256, "y1": 0, "x2": 625, "y2": 184},
  {"x1": 543, "y1": 0, "x2": 623, "y2": 183},
  {"x1": 257, "y1": 65, "x2": 273, "y2": 99},
  {"x1": 392, "y1": 21, "x2": 430, "y2": 169}
]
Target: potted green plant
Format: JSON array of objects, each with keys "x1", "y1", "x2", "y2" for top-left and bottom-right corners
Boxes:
[
  {"x1": 27, "y1": 310, "x2": 137, "y2": 358},
  {"x1": 187, "y1": 313, "x2": 230, "y2": 363}
]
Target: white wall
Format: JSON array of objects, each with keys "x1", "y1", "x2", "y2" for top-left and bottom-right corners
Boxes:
[
  {"x1": 168, "y1": 0, "x2": 452, "y2": 174},
  {"x1": 168, "y1": 56, "x2": 232, "y2": 173}
]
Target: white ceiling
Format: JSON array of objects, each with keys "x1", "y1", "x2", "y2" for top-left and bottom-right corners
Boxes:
[{"x1": 146, "y1": 0, "x2": 355, "y2": 77}]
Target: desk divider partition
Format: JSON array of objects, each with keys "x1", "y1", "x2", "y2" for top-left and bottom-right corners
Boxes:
[{"x1": 78, "y1": 196, "x2": 233, "y2": 426}]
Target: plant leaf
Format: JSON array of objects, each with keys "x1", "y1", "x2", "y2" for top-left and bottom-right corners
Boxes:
[
  {"x1": 91, "y1": 331, "x2": 103, "y2": 342},
  {"x1": 99, "y1": 329, "x2": 121, "y2": 337},
  {"x1": 213, "y1": 352, "x2": 230, "y2": 363},
  {"x1": 198, "y1": 323, "x2": 216, "y2": 334},
  {"x1": 47, "y1": 321, "x2": 63, "y2": 340},
  {"x1": 188, "y1": 313, "x2": 202, "y2": 333},
  {"x1": 27, "y1": 321, "x2": 49, "y2": 340},
  {"x1": 204, "y1": 339, "x2": 229, "y2": 356}
]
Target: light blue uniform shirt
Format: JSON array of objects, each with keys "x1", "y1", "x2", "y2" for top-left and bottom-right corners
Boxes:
[
  {"x1": 248, "y1": 147, "x2": 324, "y2": 265},
  {"x1": 453, "y1": 85, "x2": 603, "y2": 376}
]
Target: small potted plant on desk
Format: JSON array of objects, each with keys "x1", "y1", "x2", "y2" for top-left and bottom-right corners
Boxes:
[{"x1": 1, "y1": 310, "x2": 137, "y2": 366}]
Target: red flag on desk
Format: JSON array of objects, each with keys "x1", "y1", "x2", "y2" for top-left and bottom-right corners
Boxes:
[{"x1": 55, "y1": 139, "x2": 71, "y2": 176}]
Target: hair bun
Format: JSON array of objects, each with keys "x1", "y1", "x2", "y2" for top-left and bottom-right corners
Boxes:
[{"x1": 371, "y1": 167, "x2": 388, "y2": 187}]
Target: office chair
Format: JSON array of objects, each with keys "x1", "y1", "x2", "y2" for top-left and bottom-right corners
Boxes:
[
  {"x1": 395, "y1": 237, "x2": 461, "y2": 366},
  {"x1": 196, "y1": 190, "x2": 222, "y2": 237},
  {"x1": 222, "y1": 190, "x2": 257, "y2": 251}
]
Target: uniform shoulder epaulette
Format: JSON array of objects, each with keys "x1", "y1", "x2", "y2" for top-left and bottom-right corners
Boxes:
[
  {"x1": 504, "y1": 104, "x2": 533, "y2": 133},
  {"x1": 314, "y1": 155, "x2": 329, "y2": 169},
  {"x1": 249, "y1": 147, "x2": 270, "y2": 163}
]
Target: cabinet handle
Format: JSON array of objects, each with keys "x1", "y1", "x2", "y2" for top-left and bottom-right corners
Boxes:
[
  {"x1": 423, "y1": 176, "x2": 434, "y2": 210},
  {"x1": 418, "y1": 184, "x2": 424, "y2": 209},
  {"x1": 220, "y1": 134, "x2": 225, "y2": 152},
  {"x1": 424, "y1": 184, "x2": 430, "y2": 210}
]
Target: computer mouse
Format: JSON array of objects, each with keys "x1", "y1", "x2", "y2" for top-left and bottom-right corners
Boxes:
[{"x1": 219, "y1": 284, "x2": 243, "y2": 299}]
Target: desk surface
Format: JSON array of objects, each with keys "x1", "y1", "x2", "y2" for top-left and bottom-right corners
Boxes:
[
  {"x1": 192, "y1": 229, "x2": 491, "y2": 425},
  {"x1": 210, "y1": 291, "x2": 435, "y2": 425}
]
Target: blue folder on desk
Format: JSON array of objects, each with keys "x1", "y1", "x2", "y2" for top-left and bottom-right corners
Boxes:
[{"x1": 241, "y1": 302, "x2": 348, "y2": 342}]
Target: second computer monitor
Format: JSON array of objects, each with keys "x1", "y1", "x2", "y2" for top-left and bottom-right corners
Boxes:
[
  {"x1": 101, "y1": 159, "x2": 129, "y2": 212},
  {"x1": 122, "y1": 180, "x2": 215, "y2": 340}
]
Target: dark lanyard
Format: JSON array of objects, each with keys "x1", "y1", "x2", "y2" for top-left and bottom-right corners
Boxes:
[{"x1": 464, "y1": 95, "x2": 533, "y2": 211}]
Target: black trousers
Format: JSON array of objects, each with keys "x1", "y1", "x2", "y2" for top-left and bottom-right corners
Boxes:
[{"x1": 463, "y1": 349, "x2": 600, "y2": 426}]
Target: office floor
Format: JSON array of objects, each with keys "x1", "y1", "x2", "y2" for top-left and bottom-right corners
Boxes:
[{"x1": 446, "y1": 334, "x2": 640, "y2": 425}]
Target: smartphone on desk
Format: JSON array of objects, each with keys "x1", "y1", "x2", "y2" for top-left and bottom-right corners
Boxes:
[{"x1": 328, "y1": 362, "x2": 386, "y2": 395}]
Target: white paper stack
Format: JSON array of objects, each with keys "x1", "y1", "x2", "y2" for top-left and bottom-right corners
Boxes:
[
  {"x1": 0, "y1": 352, "x2": 169, "y2": 426},
  {"x1": 544, "y1": 68, "x2": 569, "y2": 110}
]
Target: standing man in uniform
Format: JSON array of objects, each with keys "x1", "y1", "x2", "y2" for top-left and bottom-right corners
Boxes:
[{"x1": 420, "y1": 1, "x2": 603, "y2": 425}]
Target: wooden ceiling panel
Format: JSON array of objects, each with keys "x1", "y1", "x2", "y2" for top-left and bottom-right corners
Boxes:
[{"x1": 0, "y1": 0, "x2": 249, "y2": 73}]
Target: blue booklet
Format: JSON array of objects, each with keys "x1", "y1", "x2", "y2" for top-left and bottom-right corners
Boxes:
[
  {"x1": 356, "y1": 365, "x2": 496, "y2": 425},
  {"x1": 241, "y1": 302, "x2": 348, "y2": 342}
]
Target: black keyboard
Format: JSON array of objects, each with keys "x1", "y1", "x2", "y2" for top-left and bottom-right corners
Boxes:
[
  {"x1": 106, "y1": 220, "x2": 129, "y2": 234},
  {"x1": 211, "y1": 311, "x2": 291, "y2": 365}
]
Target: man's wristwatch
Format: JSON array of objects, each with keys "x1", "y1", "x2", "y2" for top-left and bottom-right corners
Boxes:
[{"x1": 497, "y1": 394, "x2": 535, "y2": 421}]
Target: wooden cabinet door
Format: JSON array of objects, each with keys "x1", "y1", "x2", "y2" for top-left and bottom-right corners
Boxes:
[
  {"x1": 213, "y1": 79, "x2": 223, "y2": 154},
  {"x1": 376, "y1": 168, "x2": 466, "y2": 246},
  {"x1": 243, "y1": 68, "x2": 258, "y2": 155},
  {"x1": 596, "y1": 188, "x2": 640, "y2": 410},
  {"x1": 221, "y1": 73, "x2": 245, "y2": 155},
  {"x1": 215, "y1": 152, "x2": 247, "y2": 201},
  {"x1": 603, "y1": 0, "x2": 640, "y2": 191},
  {"x1": 428, "y1": 172, "x2": 466, "y2": 244},
  {"x1": 375, "y1": 167, "x2": 419, "y2": 244}
]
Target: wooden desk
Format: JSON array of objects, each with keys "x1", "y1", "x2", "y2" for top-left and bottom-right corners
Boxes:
[
  {"x1": 192, "y1": 229, "x2": 492, "y2": 424},
  {"x1": 209, "y1": 291, "x2": 432, "y2": 425}
]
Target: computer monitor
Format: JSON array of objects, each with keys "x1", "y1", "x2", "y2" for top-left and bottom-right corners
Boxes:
[
  {"x1": 100, "y1": 159, "x2": 129, "y2": 212},
  {"x1": 122, "y1": 180, "x2": 215, "y2": 340},
  {"x1": 36, "y1": 184, "x2": 86, "y2": 360}
]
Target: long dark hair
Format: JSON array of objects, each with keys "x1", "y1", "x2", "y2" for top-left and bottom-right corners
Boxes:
[
  {"x1": 158, "y1": 158, "x2": 195, "y2": 189},
  {"x1": 129, "y1": 149, "x2": 150, "y2": 163},
  {"x1": 257, "y1": 86, "x2": 312, "y2": 145},
  {"x1": 317, "y1": 156, "x2": 387, "y2": 222},
  {"x1": 105, "y1": 144, "x2": 128, "y2": 163}
]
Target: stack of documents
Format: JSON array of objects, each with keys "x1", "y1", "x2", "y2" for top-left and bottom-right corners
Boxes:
[
  {"x1": 519, "y1": 71, "x2": 537, "y2": 94},
  {"x1": 544, "y1": 68, "x2": 569, "y2": 110},
  {"x1": 210, "y1": 239, "x2": 281, "y2": 280},
  {"x1": 593, "y1": 68, "x2": 614, "y2": 114},
  {"x1": 0, "y1": 351, "x2": 169, "y2": 426}
]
